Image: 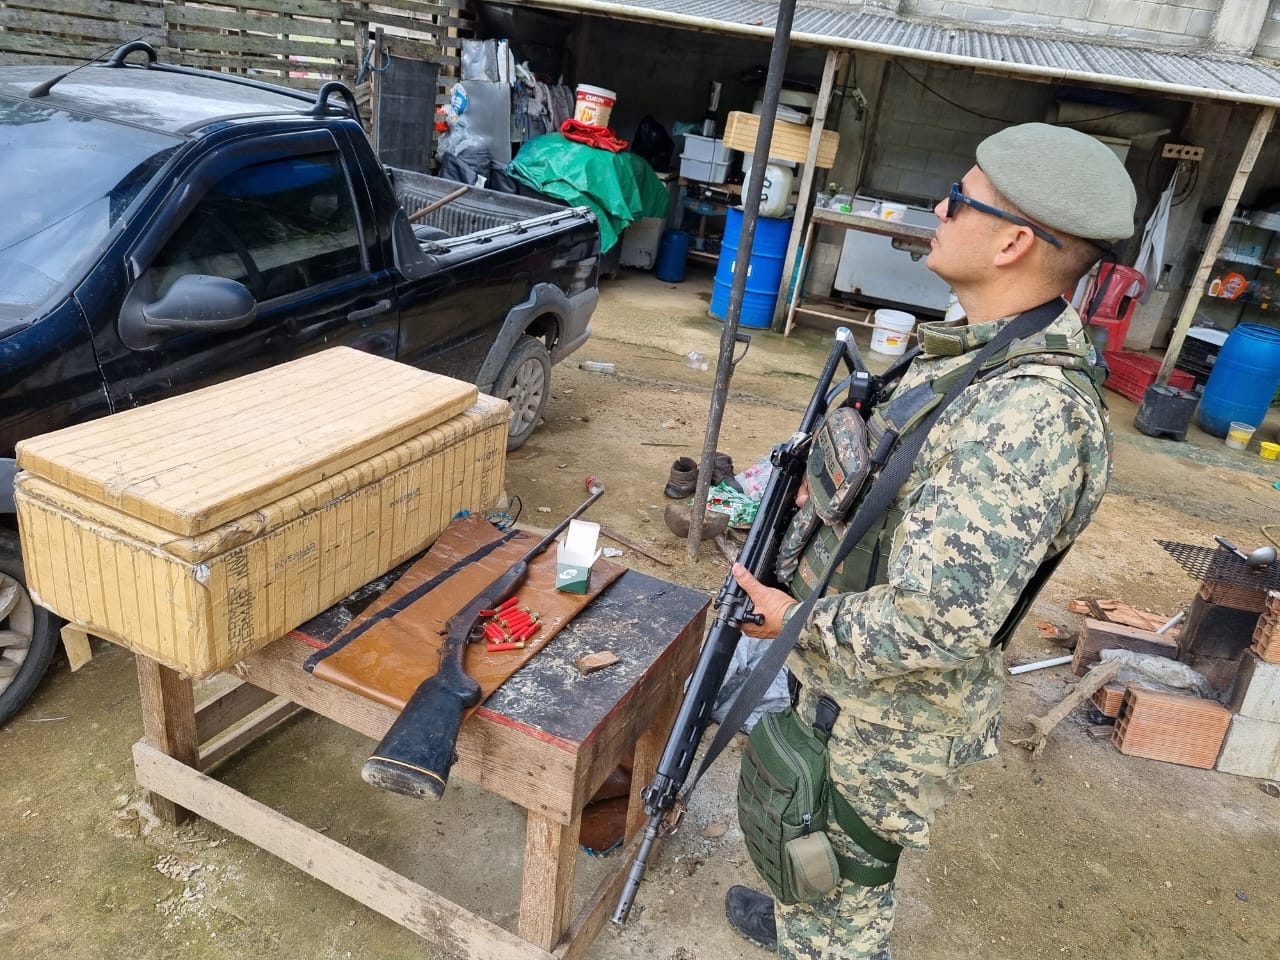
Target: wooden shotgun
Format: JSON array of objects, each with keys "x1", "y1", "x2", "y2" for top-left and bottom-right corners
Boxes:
[{"x1": 362, "y1": 477, "x2": 605, "y2": 800}]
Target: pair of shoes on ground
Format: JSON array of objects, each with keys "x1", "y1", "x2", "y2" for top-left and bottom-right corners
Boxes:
[
  {"x1": 663, "y1": 452, "x2": 740, "y2": 499},
  {"x1": 726, "y1": 885, "x2": 777, "y2": 952}
]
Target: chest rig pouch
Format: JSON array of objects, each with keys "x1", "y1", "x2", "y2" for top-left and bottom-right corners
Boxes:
[{"x1": 776, "y1": 381, "x2": 942, "y2": 596}]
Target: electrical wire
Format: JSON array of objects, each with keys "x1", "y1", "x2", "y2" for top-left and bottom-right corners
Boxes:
[{"x1": 895, "y1": 63, "x2": 1138, "y2": 126}]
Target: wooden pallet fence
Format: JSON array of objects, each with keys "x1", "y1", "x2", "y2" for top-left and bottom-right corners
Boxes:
[
  {"x1": 0, "y1": 0, "x2": 469, "y2": 96},
  {"x1": 0, "y1": 0, "x2": 165, "y2": 64}
]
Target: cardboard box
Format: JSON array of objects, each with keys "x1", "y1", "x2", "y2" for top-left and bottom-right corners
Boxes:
[
  {"x1": 555, "y1": 520, "x2": 601, "y2": 594},
  {"x1": 15, "y1": 349, "x2": 509, "y2": 676}
]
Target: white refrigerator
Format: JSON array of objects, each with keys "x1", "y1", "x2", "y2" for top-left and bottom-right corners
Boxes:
[{"x1": 832, "y1": 196, "x2": 953, "y2": 315}]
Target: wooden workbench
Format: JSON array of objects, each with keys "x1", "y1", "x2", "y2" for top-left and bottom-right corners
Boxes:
[{"x1": 132, "y1": 567, "x2": 709, "y2": 960}]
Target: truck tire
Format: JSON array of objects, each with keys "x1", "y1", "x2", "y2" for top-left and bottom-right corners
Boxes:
[
  {"x1": 495, "y1": 334, "x2": 551, "y2": 451},
  {"x1": 0, "y1": 530, "x2": 60, "y2": 726}
]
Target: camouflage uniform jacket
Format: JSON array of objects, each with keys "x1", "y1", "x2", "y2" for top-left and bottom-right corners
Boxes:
[{"x1": 789, "y1": 304, "x2": 1111, "y2": 741}]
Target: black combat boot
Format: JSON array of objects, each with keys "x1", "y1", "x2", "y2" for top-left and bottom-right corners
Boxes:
[{"x1": 725, "y1": 885, "x2": 777, "y2": 952}]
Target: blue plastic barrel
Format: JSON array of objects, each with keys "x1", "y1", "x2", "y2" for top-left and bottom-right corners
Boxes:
[
  {"x1": 709, "y1": 208, "x2": 791, "y2": 329},
  {"x1": 1197, "y1": 323, "x2": 1280, "y2": 437},
  {"x1": 654, "y1": 230, "x2": 690, "y2": 283}
]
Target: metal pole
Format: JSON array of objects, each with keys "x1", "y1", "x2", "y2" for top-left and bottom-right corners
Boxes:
[{"x1": 686, "y1": 0, "x2": 798, "y2": 558}]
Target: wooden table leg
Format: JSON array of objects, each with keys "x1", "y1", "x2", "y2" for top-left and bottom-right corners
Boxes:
[
  {"x1": 518, "y1": 809, "x2": 581, "y2": 950},
  {"x1": 135, "y1": 655, "x2": 198, "y2": 825}
]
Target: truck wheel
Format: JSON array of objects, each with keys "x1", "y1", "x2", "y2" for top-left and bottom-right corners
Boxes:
[
  {"x1": 495, "y1": 335, "x2": 551, "y2": 451},
  {"x1": 0, "y1": 530, "x2": 60, "y2": 726}
]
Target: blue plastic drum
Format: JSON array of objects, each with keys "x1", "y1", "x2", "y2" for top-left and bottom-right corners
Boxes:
[
  {"x1": 654, "y1": 230, "x2": 690, "y2": 283},
  {"x1": 1197, "y1": 324, "x2": 1280, "y2": 437},
  {"x1": 709, "y1": 208, "x2": 791, "y2": 329}
]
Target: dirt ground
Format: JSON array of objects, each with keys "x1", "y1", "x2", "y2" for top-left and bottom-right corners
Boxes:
[{"x1": 3, "y1": 265, "x2": 1280, "y2": 960}]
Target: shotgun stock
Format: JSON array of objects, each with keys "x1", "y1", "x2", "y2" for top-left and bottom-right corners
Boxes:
[
  {"x1": 362, "y1": 478, "x2": 605, "y2": 800},
  {"x1": 612, "y1": 328, "x2": 873, "y2": 924}
]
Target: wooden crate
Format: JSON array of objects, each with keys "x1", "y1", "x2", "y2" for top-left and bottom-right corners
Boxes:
[
  {"x1": 722, "y1": 110, "x2": 840, "y2": 168},
  {"x1": 15, "y1": 350, "x2": 508, "y2": 677}
]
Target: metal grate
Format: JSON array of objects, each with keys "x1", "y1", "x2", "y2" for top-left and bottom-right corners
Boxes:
[{"x1": 1156, "y1": 540, "x2": 1280, "y2": 592}]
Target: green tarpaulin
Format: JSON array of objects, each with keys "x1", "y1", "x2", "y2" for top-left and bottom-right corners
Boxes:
[{"x1": 508, "y1": 134, "x2": 668, "y2": 252}]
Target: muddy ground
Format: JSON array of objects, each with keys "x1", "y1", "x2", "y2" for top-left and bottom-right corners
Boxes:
[{"x1": 2, "y1": 266, "x2": 1279, "y2": 960}]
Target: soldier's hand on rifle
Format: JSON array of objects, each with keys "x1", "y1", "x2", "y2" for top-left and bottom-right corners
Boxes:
[{"x1": 731, "y1": 563, "x2": 797, "y2": 639}]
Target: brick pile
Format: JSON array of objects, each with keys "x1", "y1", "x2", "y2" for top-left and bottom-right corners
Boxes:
[
  {"x1": 1250, "y1": 590, "x2": 1280, "y2": 664},
  {"x1": 1112, "y1": 687, "x2": 1231, "y2": 769}
]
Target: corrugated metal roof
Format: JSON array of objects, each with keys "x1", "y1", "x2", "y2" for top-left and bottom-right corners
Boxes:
[{"x1": 518, "y1": 0, "x2": 1280, "y2": 107}]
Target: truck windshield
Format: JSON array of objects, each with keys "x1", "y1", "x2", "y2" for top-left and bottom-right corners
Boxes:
[{"x1": 0, "y1": 99, "x2": 179, "y2": 317}]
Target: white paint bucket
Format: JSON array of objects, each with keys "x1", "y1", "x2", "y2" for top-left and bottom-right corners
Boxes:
[
  {"x1": 574, "y1": 84, "x2": 616, "y2": 127},
  {"x1": 870, "y1": 309, "x2": 916, "y2": 357}
]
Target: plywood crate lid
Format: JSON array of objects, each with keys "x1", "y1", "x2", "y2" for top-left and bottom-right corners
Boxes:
[{"x1": 16, "y1": 348, "x2": 478, "y2": 537}]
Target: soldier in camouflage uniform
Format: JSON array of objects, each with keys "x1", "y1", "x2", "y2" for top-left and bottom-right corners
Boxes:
[{"x1": 725, "y1": 123, "x2": 1138, "y2": 957}]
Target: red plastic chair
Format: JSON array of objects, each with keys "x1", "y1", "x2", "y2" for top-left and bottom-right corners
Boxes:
[{"x1": 1081, "y1": 263, "x2": 1146, "y2": 351}]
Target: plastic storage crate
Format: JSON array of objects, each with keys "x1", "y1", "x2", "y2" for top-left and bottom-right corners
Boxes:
[
  {"x1": 1102, "y1": 350, "x2": 1195, "y2": 403},
  {"x1": 1174, "y1": 328, "x2": 1227, "y2": 389}
]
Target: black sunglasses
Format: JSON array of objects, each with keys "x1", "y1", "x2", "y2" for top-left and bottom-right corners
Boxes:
[{"x1": 945, "y1": 183, "x2": 1063, "y2": 249}]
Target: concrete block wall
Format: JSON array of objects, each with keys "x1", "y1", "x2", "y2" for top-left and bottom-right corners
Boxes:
[
  {"x1": 862, "y1": 63, "x2": 1053, "y2": 205},
  {"x1": 901, "y1": 0, "x2": 1218, "y2": 48},
  {"x1": 1258, "y1": 0, "x2": 1280, "y2": 59}
]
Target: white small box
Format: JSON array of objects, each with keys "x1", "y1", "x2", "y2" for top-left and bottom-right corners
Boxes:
[
  {"x1": 679, "y1": 155, "x2": 731, "y2": 184},
  {"x1": 556, "y1": 519, "x2": 602, "y2": 594}
]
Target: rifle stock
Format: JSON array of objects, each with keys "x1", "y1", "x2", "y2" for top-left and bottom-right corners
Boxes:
[
  {"x1": 612, "y1": 328, "x2": 868, "y2": 924},
  {"x1": 362, "y1": 479, "x2": 604, "y2": 800}
]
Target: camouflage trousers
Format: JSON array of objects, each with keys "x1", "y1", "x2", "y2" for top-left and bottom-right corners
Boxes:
[{"x1": 772, "y1": 689, "x2": 999, "y2": 959}]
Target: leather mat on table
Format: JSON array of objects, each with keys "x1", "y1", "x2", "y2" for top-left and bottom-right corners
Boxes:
[{"x1": 307, "y1": 514, "x2": 625, "y2": 714}]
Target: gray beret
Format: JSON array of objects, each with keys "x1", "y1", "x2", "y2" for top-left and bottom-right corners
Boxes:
[{"x1": 976, "y1": 122, "x2": 1136, "y2": 242}]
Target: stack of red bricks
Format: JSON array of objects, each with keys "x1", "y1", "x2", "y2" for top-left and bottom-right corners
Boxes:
[
  {"x1": 1250, "y1": 590, "x2": 1280, "y2": 664},
  {"x1": 1112, "y1": 687, "x2": 1232, "y2": 769}
]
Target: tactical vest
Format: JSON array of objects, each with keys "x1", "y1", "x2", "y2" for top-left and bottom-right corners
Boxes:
[{"x1": 778, "y1": 331, "x2": 1109, "y2": 634}]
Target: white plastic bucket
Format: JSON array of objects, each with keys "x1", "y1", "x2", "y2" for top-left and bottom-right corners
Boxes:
[
  {"x1": 574, "y1": 84, "x2": 616, "y2": 127},
  {"x1": 870, "y1": 309, "x2": 916, "y2": 357}
]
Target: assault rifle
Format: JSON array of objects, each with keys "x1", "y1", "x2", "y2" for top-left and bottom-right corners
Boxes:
[
  {"x1": 362, "y1": 477, "x2": 605, "y2": 800},
  {"x1": 612, "y1": 327, "x2": 882, "y2": 923}
]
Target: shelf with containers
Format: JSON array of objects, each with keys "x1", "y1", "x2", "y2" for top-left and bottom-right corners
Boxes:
[{"x1": 1200, "y1": 215, "x2": 1280, "y2": 315}]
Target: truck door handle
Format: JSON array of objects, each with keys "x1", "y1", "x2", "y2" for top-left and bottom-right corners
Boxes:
[{"x1": 348, "y1": 299, "x2": 393, "y2": 326}]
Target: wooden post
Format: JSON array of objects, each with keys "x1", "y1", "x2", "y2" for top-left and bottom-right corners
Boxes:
[
  {"x1": 1157, "y1": 105, "x2": 1275, "y2": 385},
  {"x1": 774, "y1": 49, "x2": 843, "y2": 332},
  {"x1": 135, "y1": 656, "x2": 198, "y2": 825}
]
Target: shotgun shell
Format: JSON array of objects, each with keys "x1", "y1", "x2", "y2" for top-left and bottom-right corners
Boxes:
[
  {"x1": 483, "y1": 622, "x2": 507, "y2": 642},
  {"x1": 513, "y1": 621, "x2": 541, "y2": 642},
  {"x1": 486, "y1": 641, "x2": 526, "y2": 652},
  {"x1": 499, "y1": 610, "x2": 534, "y2": 629},
  {"x1": 496, "y1": 595, "x2": 521, "y2": 612}
]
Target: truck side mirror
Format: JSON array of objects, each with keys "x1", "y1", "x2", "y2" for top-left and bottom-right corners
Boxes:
[{"x1": 141, "y1": 275, "x2": 257, "y2": 332}]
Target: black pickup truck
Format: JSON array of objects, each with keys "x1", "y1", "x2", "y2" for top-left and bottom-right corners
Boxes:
[{"x1": 0, "y1": 42, "x2": 601, "y2": 724}]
